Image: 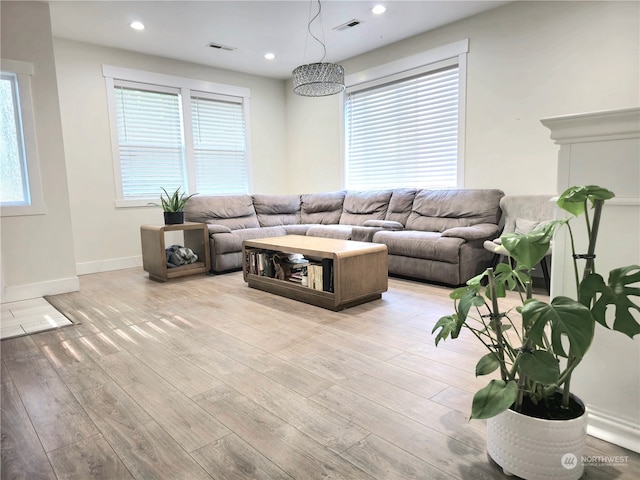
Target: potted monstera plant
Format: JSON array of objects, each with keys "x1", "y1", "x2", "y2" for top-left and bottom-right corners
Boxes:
[
  {"x1": 149, "y1": 187, "x2": 197, "y2": 225},
  {"x1": 432, "y1": 185, "x2": 639, "y2": 480}
]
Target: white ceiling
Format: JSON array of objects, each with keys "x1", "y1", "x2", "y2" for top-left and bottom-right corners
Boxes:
[{"x1": 48, "y1": 1, "x2": 508, "y2": 79}]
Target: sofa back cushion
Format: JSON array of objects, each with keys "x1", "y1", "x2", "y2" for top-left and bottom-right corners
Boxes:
[
  {"x1": 300, "y1": 191, "x2": 346, "y2": 224},
  {"x1": 339, "y1": 190, "x2": 393, "y2": 226},
  {"x1": 385, "y1": 188, "x2": 418, "y2": 225},
  {"x1": 406, "y1": 189, "x2": 504, "y2": 232},
  {"x1": 253, "y1": 194, "x2": 301, "y2": 227},
  {"x1": 184, "y1": 195, "x2": 259, "y2": 230}
]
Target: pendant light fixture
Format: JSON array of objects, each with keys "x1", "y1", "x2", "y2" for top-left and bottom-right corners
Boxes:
[{"x1": 292, "y1": 0, "x2": 345, "y2": 97}]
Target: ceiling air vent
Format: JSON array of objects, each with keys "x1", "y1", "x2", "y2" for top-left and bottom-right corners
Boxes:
[
  {"x1": 208, "y1": 42, "x2": 236, "y2": 52},
  {"x1": 333, "y1": 19, "x2": 361, "y2": 32}
]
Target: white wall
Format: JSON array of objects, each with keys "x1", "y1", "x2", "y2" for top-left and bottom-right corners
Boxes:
[
  {"x1": 0, "y1": 2, "x2": 78, "y2": 302},
  {"x1": 287, "y1": 1, "x2": 640, "y2": 196},
  {"x1": 53, "y1": 39, "x2": 288, "y2": 274},
  {"x1": 285, "y1": 88, "x2": 343, "y2": 193}
]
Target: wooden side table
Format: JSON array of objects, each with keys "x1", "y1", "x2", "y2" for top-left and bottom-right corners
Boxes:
[{"x1": 140, "y1": 222, "x2": 210, "y2": 281}]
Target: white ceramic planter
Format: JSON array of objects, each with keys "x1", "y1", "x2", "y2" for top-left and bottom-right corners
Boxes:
[{"x1": 487, "y1": 400, "x2": 588, "y2": 480}]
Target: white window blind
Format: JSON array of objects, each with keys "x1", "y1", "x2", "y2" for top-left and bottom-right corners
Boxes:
[
  {"x1": 114, "y1": 85, "x2": 186, "y2": 198},
  {"x1": 345, "y1": 65, "x2": 460, "y2": 190},
  {"x1": 191, "y1": 95, "x2": 248, "y2": 195}
]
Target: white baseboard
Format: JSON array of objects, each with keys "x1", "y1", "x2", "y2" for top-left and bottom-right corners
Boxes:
[
  {"x1": 1, "y1": 276, "x2": 80, "y2": 303},
  {"x1": 587, "y1": 406, "x2": 640, "y2": 453},
  {"x1": 76, "y1": 256, "x2": 142, "y2": 275}
]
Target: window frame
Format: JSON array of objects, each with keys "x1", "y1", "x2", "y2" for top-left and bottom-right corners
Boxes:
[
  {"x1": 103, "y1": 65, "x2": 252, "y2": 208},
  {"x1": 342, "y1": 39, "x2": 468, "y2": 190},
  {"x1": 1, "y1": 58, "x2": 45, "y2": 217}
]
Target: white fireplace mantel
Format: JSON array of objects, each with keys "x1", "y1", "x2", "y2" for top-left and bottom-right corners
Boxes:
[
  {"x1": 541, "y1": 107, "x2": 640, "y2": 453},
  {"x1": 542, "y1": 107, "x2": 640, "y2": 144}
]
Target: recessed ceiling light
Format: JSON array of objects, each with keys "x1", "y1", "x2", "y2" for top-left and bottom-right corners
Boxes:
[
  {"x1": 371, "y1": 5, "x2": 386, "y2": 15},
  {"x1": 264, "y1": 53, "x2": 276, "y2": 60},
  {"x1": 130, "y1": 21, "x2": 145, "y2": 31}
]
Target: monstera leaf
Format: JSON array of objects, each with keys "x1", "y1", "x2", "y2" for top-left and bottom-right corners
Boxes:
[
  {"x1": 519, "y1": 350, "x2": 560, "y2": 384},
  {"x1": 522, "y1": 297, "x2": 595, "y2": 359},
  {"x1": 579, "y1": 267, "x2": 640, "y2": 338},
  {"x1": 471, "y1": 380, "x2": 518, "y2": 419},
  {"x1": 502, "y1": 221, "x2": 562, "y2": 269},
  {"x1": 557, "y1": 185, "x2": 615, "y2": 216},
  {"x1": 432, "y1": 314, "x2": 464, "y2": 345}
]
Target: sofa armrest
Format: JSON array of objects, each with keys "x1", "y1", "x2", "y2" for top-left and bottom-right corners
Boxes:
[
  {"x1": 363, "y1": 220, "x2": 404, "y2": 230},
  {"x1": 207, "y1": 224, "x2": 233, "y2": 234},
  {"x1": 441, "y1": 223, "x2": 500, "y2": 241}
]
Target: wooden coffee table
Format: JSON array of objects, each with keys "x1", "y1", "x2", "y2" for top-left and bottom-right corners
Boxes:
[{"x1": 242, "y1": 235, "x2": 388, "y2": 310}]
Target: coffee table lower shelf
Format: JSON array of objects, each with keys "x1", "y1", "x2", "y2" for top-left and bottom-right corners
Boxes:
[{"x1": 245, "y1": 274, "x2": 382, "y2": 311}]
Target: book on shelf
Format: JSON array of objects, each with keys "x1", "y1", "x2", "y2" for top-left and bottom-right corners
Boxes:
[
  {"x1": 307, "y1": 264, "x2": 323, "y2": 291},
  {"x1": 245, "y1": 249, "x2": 333, "y2": 293}
]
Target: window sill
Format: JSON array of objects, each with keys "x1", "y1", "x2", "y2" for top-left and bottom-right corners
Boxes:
[{"x1": 1, "y1": 203, "x2": 47, "y2": 217}]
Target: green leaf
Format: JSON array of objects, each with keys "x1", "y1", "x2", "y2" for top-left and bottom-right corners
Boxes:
[
  {"x1": 432, "y1": 314, "x2": 463, "y2": 345},
  {"x1": 475, "y1": 353, "x2": 500, "y2": 376},
  {"x1": 466, "y1": 271, "x2": 486, "y2": 287},
  {"x1": 501, "y1": 221, "x2": 561, "y2": 269},
  {"x1": 523, "y1": 297, "x2": 595, "y2": 358},
  {"x1": 580, "y1": 267, "x2": 640, "y2": 338},
  {"x1": 449, "y1": 284, "x2": 479, "y2": 300},
  {"x1": 457, "y1": 288, "x2": 485, "y2": 322},
  {"x1": 557, "y1": 185, "x2": 615, "y2": 216},
  {"x1": 519, "y1": 350, "x2": 560, "y2": 384},
  {"x1": 471, "y1": 380, "x2": 518, "y2": 419}
]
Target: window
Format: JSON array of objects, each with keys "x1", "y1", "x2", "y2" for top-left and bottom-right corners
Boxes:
[
  {"x1": 1, "y1": 59, "x2": 44, "y2": 216},
  {"x1": 104, "y1": 66, "x2": 251, "y2": 207},
  {"x1": 344, "y1": 40, "x2": 467, "y2": 190},
  {"x1": 191, "y1": 94, "x2": 248, "y2": 195},
  {"x1": 114, "y1": 84, "x2": 186, "y2": 199}
]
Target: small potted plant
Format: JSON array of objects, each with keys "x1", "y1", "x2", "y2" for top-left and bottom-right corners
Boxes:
[
  {"x1": 432, "y1": 185, "x2": 639, "y2": 479},
  {"x1": 149, "y1": 187, "x2": 197, "y2": 225}
]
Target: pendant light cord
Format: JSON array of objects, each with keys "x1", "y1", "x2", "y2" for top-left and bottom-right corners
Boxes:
[{"x1": 307, "y1": 0, "x2": 327, "y2": 62}]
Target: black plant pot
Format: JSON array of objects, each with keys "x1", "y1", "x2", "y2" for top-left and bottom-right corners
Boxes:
[{"x1": 164, "y1": 211, "x2": 184, "y2": 225}]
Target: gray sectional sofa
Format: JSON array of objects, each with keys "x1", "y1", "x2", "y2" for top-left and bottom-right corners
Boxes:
[{"x1": 184, "y1": 188, "x2": 504, "y2": 286}]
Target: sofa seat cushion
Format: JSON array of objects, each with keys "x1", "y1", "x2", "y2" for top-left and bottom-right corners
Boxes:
[
  {"x1": 282, "y1": 224, "x2": 312, "y2": 236},
  {"x1": 301, "y1": 191, "x2": 346, "y2": 224},
  {"x1": 306, "y1": 224, "x2": 353, "y2": 240},
  {"x1": 211, "y1": 226, "x2": 287, "y2": 254},
  {"x1": 373, "y1": 230, "x2": 465, "y2": 264},
  {"x1": 185, "y1": 195, "x2": 259, "y2": 230},
  {"x1": 406, "y1": 189, "x2": 504, "y2": 232},
  {"x1": 253, "y1": 194, "x2": 301, "y2": 227},
  {"x1": 339, "y1": 190, "x2": 392, "y2": 226}
]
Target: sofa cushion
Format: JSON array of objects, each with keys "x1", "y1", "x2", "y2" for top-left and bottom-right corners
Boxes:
[
  {"x1": 253, "y1": 194, "x2": 301, "y2": 227},
  {"x1": 385, "y1": 188, "x2": 418, "y2": 225},
  {"x1": 339, "y1": 190, "x2": 392, "y2": 226},
  {"x1": 306, "y1": 224, "x2": 353, "y2": 240},
  {"x1": 184, "y1": 195, "x2": 259, "y2": 230},
  {"x1": 301, "y1": 191, "x2": 346, "y2": 224},
  {"x1": 372, "y1": 230, "x2": 465, "y2": 264},
  {"x1": 441, "y1": 223, "x2": 500, "y2": 241},
  {"x1": 406, "y1": 189, "x2": 504, "y2": 233},
  {"x1": 282, "y1": 224, "x2": 312, "y2": 236},
  {"x1": 363, "y1": 220, "x2": 404, "y2": 230}
]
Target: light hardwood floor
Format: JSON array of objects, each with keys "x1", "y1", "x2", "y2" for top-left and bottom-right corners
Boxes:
[{"x1": 1, "y1": 268, "x2": 638, "y2": 480}]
